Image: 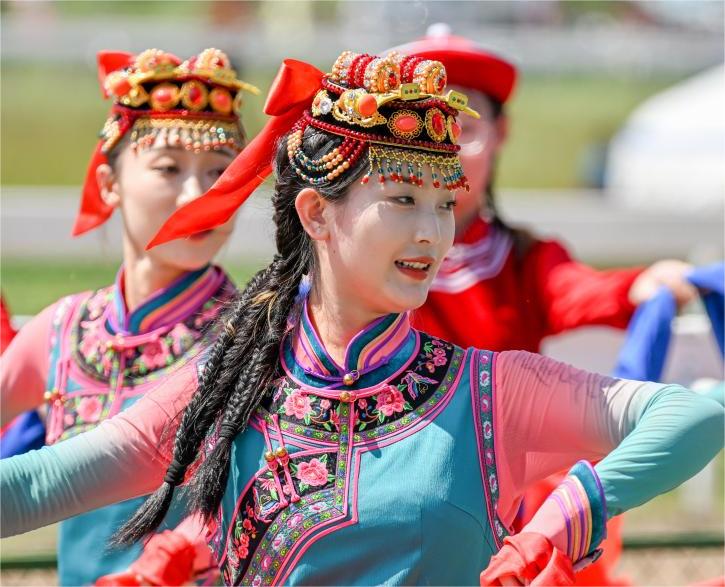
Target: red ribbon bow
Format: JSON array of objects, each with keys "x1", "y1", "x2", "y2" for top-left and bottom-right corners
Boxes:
[
  {"x1": 147, "y1": 59, "x2": 324, "y2": 249},
  {"x1": 73, "y1": 51, "x2": 136, "y2": 237}
]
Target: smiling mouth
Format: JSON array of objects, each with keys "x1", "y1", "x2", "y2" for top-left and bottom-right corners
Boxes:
[
  {"x1": 395, "y1": 260, "x2": 431, "y2": 271},
  {"x1": 395, "y1": 258, "x2": 434, "y2": 281}
]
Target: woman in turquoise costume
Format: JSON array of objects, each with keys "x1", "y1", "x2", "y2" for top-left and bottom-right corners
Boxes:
[
  {"x1": 0, "y1": 48, "x2": 257, "y2": 585},
  {"x1": 2, "y1": 51, "x2": 722, "y2": 586}
]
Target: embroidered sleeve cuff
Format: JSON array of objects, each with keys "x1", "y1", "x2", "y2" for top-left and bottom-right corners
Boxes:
[{"x1": 523, "y1": 460, "x2": 607, "y2": 565}]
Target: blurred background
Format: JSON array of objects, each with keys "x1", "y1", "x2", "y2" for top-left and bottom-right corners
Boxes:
[{"x1": 1, "y1": 1, "x2": 723, "y2": 585}]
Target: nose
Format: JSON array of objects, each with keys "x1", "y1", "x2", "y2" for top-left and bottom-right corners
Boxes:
[
  {"x1": 177, "y1": 174, "x2": 204, "y2": 206},
  {"x1": 415, "y1": 209, "x2": 442, "y2": 246}
]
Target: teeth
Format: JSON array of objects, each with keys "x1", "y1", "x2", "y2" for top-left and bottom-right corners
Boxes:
[{"x1": 397, "y1": 260, "x2": 430, "y2": 270}]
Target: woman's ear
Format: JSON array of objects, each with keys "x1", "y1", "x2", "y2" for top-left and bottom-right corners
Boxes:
[
  {"x1": 295, "y1": 188, "x2": 329, "y2": 241},
  {"x1": 96, "y1": 163, "x2": 121, "y2": 208}
]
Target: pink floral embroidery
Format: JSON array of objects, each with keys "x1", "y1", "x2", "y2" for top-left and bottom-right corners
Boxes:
[
  {"x1": 375, "y1": 385, "x2": 405, "y2": 417},
  {"x1": 320, "y1": 399, "x2": 331, "y2": 410},
  {"x1": 139, "y1": 339, "x2": 171, "y2": 370},
  {"x1": 480, "y1": 370, "x2": 490, "y2": 387},
  {"x1": 296, "y1": 458, "x2": 328, "y2": 487},
  {"x1": 489, "y1": 473, "x2": 498, "y2": 493},
  {"x1": 76, "y1": 397, "x2": 103, "y2": 423},
  {"x1": 259, "y1": 477, "x2": 277, "y2": 492},
  {"x1": 79, "y1": 318, "x2": 104, "y2": 360},
  {"x1": 261, "y1": 556, "x2": 272, "y2": 571},
  {"x1": 271, "y1": 534, "x2": 285, "y2": 551},
  {"x1": 432, "y1": 347, "x2": 447, "y2": 366},
  {"x1": 481, "y1": 396, "x2": 490, "y2": 412},
  {"x1": 287, "y1": 512, "x2": 303, "y2": 528},
  {"x1": 483, "y1": 421, "x2": 492, "y2": 439},
  {"x1": 64, "y1": 414, "x2": 75, "y2": 427},
  {"x1": 236, "y1": 533, "x2": 250, "y2": 559},
  {"x1": 86, "y1": 292, "x2": 108, "y2": 320},
  {"x1": 485, "y1": 449, "x2": 495, "y2": 466},
  {"x1": 252, "y1": 574, "x2": 262, "y2": 586},
  {"x1": 283, "y1": 390, "x2": 313, "y2": 420},
  {"x1": 169, "y1": 323, "x2": 195, "y2": 355},
  {"x1": 242, "y1": 519, "x2": 254, "y2": 531},
  {"x1": 357, "y1": 398, "x2": 368, "y2": 409}
]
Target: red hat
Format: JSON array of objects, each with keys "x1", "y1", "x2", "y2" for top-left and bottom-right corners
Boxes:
[
  {"x1": 393, "y1": 23, "x2": 517, "y2": 104},
  {"x1": 73, "y1": 48, "x2": 259, "y2": 237}
]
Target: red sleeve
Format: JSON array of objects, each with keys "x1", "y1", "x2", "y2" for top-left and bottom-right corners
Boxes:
[
  {"x1": 527, "y1": 240, "x2": 644, "y2": 336},
  {"x1": 0, "y1": 297, "x2": 17, "y2": 354}
]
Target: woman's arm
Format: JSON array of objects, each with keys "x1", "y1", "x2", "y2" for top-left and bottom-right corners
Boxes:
[
  {"x1": 494, "y1": 350, "x2": 723, "y2": 559},
  {"x1": 0, "y1": 303, "x2": 56, "y2": 426},
  {"x1": 0, "y1": 363, "x2": 199, "y2": 537}
]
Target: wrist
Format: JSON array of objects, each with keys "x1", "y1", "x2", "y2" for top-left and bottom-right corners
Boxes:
[{"x1": 523, "y1": 461, "x2": 607, "y2": 566}]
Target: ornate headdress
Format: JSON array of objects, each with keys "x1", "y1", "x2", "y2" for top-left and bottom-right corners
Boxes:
[
  {"x1": 73, "y1": 48, "x2": 259, "y2": 237},
  {"x1": 147, "y1": 51, "x2": 478, "y2": 248}
]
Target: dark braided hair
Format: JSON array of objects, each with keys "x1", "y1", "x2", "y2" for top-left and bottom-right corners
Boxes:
[{"x1": 114, "y1": 125, "x2": 369, "y2": 545}]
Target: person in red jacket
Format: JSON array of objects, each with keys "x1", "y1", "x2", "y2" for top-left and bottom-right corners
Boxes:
[
  {"x1": 398, "y1": 25, "x2": 696, "y2": 355},
  {"x1": 0, "y1": 296, "x2": 16, "y2": 354},
  {"x1": 396, "y1": 26, "x2": 697, "y2": 586}
]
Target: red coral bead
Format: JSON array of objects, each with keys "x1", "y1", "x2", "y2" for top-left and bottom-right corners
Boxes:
[{"x1": 357, "y1": 94, "x2": 378, "y2": 118}]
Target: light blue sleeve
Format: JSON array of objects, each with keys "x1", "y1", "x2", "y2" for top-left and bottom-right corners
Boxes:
[
  {"x1": 0, "y1": 394, "x2": 179, "y2": 537},
  {"x1": 594, "y1": 382, "x2": 724, "y2": 517}
]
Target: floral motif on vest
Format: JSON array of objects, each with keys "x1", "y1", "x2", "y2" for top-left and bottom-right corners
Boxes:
[
  {"x1": 45, "y1": 277, "x2": 235, "y2": 443},
  {"x1": 214, "y1": 333, "x2": 466, "y2": 585}
]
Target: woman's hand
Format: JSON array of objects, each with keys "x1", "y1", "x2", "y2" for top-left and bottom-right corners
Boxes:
[
  {"x1": 628, "y1": 260, "x2": 698, "y2": 307},
  {"x1": 480, "y1": 533, "x2": 575, "y2": 586}
]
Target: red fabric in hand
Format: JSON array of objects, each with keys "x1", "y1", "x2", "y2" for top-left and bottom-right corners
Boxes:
[
  {"x1": 95, "y1": 530, "x2": 196, "y2": 586},
  {"x1": 480, "y1": 533, "x2": 575, "y2": 586}
]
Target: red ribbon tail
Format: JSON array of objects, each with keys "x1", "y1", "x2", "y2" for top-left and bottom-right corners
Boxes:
[{"x1": 72, "y1": 142, "x2": 114, "y2": 237}]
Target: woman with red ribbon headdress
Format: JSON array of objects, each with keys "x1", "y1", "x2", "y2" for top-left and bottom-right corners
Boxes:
[
  {"x1": 1, "y1": 52, "x2": 722, "y2": 587},
  {"x1": 0, "y1": 47, "x2": 257, "y2": 586},
  {"x1": 394, "y1": 26, "x2": 702, "y2": 587}
]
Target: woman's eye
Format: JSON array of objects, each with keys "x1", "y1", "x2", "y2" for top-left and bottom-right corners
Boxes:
[
  {"x1": 152, "y1": 165, "x2": 179, "y2": 174},
  {"x1": 209, "y1": 167, "x2": 227, "y2": 179},
  {"x1": 441, "y1": 200, "x2": 457, "y2": 211},
  {"x1": 391, "y1": 196, "x2": 415, "y2": 206}
]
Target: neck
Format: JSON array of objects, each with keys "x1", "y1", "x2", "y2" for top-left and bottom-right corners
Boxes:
[
  {"x1": 307, "y1": 280, "x2": 386, "y2": 368},
  {"x1": 121, "y1": 245, "x2": 187, "y2": 313}
]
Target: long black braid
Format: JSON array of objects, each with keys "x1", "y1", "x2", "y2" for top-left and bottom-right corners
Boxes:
[{"x1": 114, "y1": 125, "x2": 369, "y2": 545}]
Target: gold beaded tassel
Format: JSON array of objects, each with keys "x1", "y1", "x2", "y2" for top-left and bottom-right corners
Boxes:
[
  {"x1": 364, "y1": 145, "x2": 469, "y2": 192},
  {"x1": 126, "y1": 118, "x2": 244, "y2": 153}
]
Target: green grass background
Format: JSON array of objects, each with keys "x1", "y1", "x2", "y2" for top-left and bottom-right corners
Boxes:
[{"x1": 0, "y1": 63, "x2": 680, "y2": 189}]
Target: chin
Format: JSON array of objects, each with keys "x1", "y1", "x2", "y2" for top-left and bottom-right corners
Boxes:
[{"x1": 380, "y1": 289, "x2": 430, "y2": 314}]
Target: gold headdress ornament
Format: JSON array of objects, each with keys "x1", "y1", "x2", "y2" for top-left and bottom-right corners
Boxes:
[
  {"x1": 99, "y1": 48, "x2": 259, "y2": 154},
  {"x1": 287, "y1": 50, "x2": 478, "y2": 191}
]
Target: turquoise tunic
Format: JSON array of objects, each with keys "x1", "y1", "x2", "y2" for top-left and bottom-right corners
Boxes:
[{"x1": 209, "y1": 310, "x2": 531, "y2": 585}]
